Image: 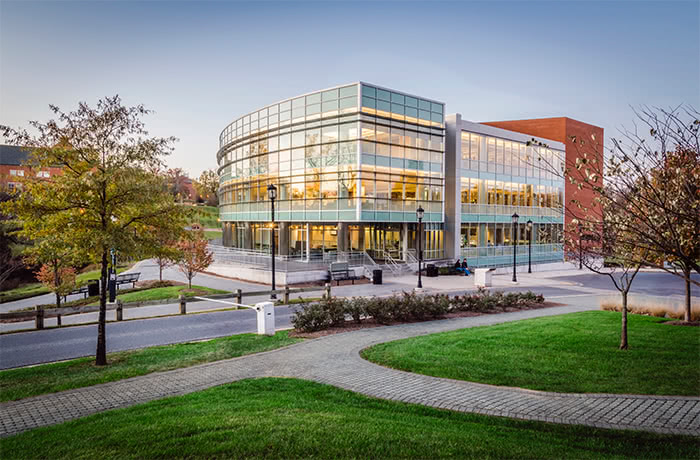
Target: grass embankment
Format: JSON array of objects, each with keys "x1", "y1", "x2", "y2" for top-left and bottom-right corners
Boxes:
[
  {"x1": 362, "y1": 311, "x2": 700, "y2": 396},
  {"x1": 2, "y1": 378, "x2": 697, "y2": 459},
  {"x1": 0, "y1": 265, "x2": 132, "y2": 304},
  {"x1": 187, "y1": 204, "x2": 220, "y2": 228},
  {"x1": 203, "y1": 230, "x2": 222, "y2": 241},
  {"x1": 111, "y1": 285, "x2": 227, "y2": 304},
  {"x1": 0, "y1": 331, "x2": 300, "y2": 402}
]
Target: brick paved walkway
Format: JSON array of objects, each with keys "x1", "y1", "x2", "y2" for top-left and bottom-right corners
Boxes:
[{"x1": 2, "y1": 304, "x2": 699, "y2": 438}]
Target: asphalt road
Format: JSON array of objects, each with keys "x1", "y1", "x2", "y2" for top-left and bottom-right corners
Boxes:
[
  {"x1": 556, "y1": 272, "x2": 700, "y2": 297},
  {"x1": 0, "y1": 284, "x2": 588, "y2": 369},
  {"x1": 0, "y1": 306, "x2": 296, "y2": 370}
]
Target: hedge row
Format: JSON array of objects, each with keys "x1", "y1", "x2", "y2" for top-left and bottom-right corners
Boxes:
[{"x1": 292, "y1": 289, "x2": 544, "y2": 333}]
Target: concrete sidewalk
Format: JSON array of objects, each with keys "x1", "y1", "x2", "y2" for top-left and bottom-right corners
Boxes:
[{"x1": 1, "y1": 304, "x2": 698, "y2": 439}]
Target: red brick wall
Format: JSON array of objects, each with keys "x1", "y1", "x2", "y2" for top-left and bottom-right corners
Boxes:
[
  {"x1": 483, "y1": 117, "x2": 604, "y2": 253},
  {"x1": 0, "y1": 165, "x2": 63, "y2": 190}
]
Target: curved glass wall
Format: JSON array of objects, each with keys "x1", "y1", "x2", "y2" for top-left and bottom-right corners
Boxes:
[
  {"x1": 217, "y1": 82, "x2": 446, "y2": 258},
  {"x1": 217, "y1": 83, "x2": 445, "y2": 224}
]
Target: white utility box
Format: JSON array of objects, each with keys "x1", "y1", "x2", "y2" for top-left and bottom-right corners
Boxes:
[
  {"x1": 474, "y1": 268, "x2": 493, "y2": 288},
  {"x1": 256, "y1": 301, "x2": 275, "y2": 336}
]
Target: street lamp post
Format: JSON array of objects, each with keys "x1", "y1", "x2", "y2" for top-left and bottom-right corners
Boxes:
[
  {"x1": 578, "y1": 222, "x2": 583, "y2": 270},
  {"x1": 416, "y1": 206, "x2": 424, "y2": 289},
  {"x1": 527, "y1": 219, "x2": 533, "y2": 274},
  {"x1": 108, "y1": 248, "x2": 117, "y2": 303},
  {"x1": 267, "y1": 184, "x2": 277, "y2": 300},
  {"x1": 511, "y1": 213, "x2": 519, "y2": 283}
]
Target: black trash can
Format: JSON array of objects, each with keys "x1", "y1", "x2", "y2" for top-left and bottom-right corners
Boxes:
[
  {"x1": 426, "y1": 264, "x2": 439, "y2": 277},
  {"x1": 372, "y1": 269, "x2": 383, "y2": 285},
  {"x1": 87, "y1": 281, "x2": 99, "y2": 297}
]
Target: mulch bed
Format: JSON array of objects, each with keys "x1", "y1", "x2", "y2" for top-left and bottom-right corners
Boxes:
[
  {"x1": 663, "y1": 320, "x2": 700, "y2": 327},
  {"x1": 288, "y1": 301, "x2": 564, "y2": 339}
]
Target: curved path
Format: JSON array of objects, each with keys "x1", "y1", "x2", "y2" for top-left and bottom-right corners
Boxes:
[{"x1": 1, "y1": 305, "x2": 699, "y2": 438}]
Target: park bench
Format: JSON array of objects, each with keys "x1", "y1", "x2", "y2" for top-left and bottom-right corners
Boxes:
[
  {"x1": 62, "y1": 285, "x2": 89, "y2": 302},
  {"x1": 116, "y1": 272, "x2": 140, "y2": 289},
  {"x1": 329, "y1": 262, "x2": 358, "y2": 286}
]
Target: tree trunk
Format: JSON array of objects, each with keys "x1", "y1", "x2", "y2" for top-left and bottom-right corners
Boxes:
[
  {"x1": 95, "y1": 248, "x2": 108, "y2": 365},
  {"x1": 620, "y1": 291, "x2": 628, "y2": 350},
  {"x1": 188, "y1": 274, "x2": 192, "y2": 289},
  {"x1": 684, "y1": 266, "x2": 692, "y2": 322},
  {"x1": 54, "y1": 265, "x2": 61, "y2": 309},
  {"x1": 159, "y1": 263, "x2": 163, "y2": 282}
]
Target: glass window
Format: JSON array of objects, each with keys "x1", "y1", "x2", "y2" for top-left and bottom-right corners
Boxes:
[
  {"x1": 377, "y1": 100, "x2": 391, "y2": 113},
  {"x1": 405, "y1": 107, "x2": 418, "y2": 118},
  {"x1": 292, "y1": 131, "x2": 305, "y2": 148},
  {"x1": 391, "y1": 92, "x2": 405, "y2": 104},
  {"x1": 419, "y1": 99, "x2": 431, "y2": 111},
  {"x1": 362, "y1": 96, "x2": 376, "y2": 109},
  {"x1": 322, "y1": 125, "x2": 338, "y2": 143},
  {"x1": 339, "y1": 85, "x2": 357, "y2": 98},
  {"x1": 280, "y1": 100, "x2": 291, "y2": 112},
  {"x1": 377, "y1": 89, "x2": 390, "y2": 101},
  {"x1": 322, "y1": 100, "x2": 338, "y2": 113},
  {"x1": 391, "y1": 103, "x2": 405, "y2": 115},
  {"x1": 362, "y1": 85, "x2": 376, "y2": 98},
  {"x1": 405, "y1": 96, "x2": 418, "y2": 108},
  {"x1": 361, "y1": 122, "x2": 375, "y2": 141},
  {"x1": 306, "y1": 93, "x2": 321, "y2": 105},
  {"x1": 376, "y1": 125, "x2": 390, "y2": 143},
  {"x1": 306, "y1": 104, "x2": 321, "y2": 115},
  {"x1": 269, "y1": 104, "x2": 278, "y2": 115},
  {"x1": 322, "y1": 89, "x2": 339, "y2": 101},
  {"x1": 305, "y1": 128, "x2": 321, "y2": 145},
  {"x1": 340, "y1": 122, "x2": 358, "y2": 141},
  {"x1": 339, "y1": 97, "x2": 357, "y2": 111},
  {"x1": 431, "y1": 102, "x2": 442, "y2": 114}
]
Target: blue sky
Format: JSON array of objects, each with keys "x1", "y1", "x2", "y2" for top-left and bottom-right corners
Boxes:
[{"x1": 1, "y1": 0, "x2": 698, "y2": 177}]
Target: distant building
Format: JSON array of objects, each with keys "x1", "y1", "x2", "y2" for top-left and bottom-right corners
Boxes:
[{"x1": 0, "y1": 145, "x2": 62, "y2": 191}]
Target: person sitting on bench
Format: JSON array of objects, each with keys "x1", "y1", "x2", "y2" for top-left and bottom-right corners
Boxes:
[
  {"x1": 456, "y1": 259, "x2": 471, "y2": 276},
  {"x1": 454, "y1": 259, "x2": 461, "y2": 270}
]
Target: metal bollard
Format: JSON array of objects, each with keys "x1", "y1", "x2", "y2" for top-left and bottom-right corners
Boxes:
[
  {"x1": 235, "y1": 288, "x2": 242, "y2": 305},
  {"x1": 283, "y1": 286, "x2": 290, "y2": 304},
  {"x1": 57, "y1": 314, "x2": 62, "y2": 327},
  {"x1": 116, "y1": 300, "x2": 123, "y2": 321},
  {"x1": 324, "y1": 282, "x2": 331, "y2": 299},
  {"x1": 179, "y1": 294, "x2": 186, "y2": 315},
  {"x1": 35, "y1": 305, "x2": 44, "y2": 330}
]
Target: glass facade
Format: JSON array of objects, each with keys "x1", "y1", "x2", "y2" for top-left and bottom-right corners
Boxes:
[
  {"x1": 456, "y1": 129, "x2": 565, "y2": 267},
  {"x1": 217, "y1": 83, "x2": 446, "y2": 259}
]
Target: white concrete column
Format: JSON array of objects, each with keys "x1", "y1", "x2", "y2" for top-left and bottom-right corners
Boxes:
[
  {"x1": 444, "y1": 113, "x2": 462, "y2": 261},
  {"x1": 401, "y1": 223, "x2": 408, "y2": 261},
  {"x1": 279, "y1": 222, "x2": 289, "y2": 256},
  {"x1": 305, "y1": 223, "x2": 311, "y2": 262},
  {"x1": 337, "y1": 222, "x2": 348, "y2": 252}
]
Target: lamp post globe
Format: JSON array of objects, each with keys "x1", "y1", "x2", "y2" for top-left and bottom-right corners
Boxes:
[
  {"x1": 511, "y1": 213, "x2": 519, "y2": 283},
  {"x1": 527, "y1": 219, "x2": 533, "y2": 274},
  {"x1": 268, "y1": 184, "x2": 277, "y2": 300},
  {"x1": 416, "y1": 206, "x2": 424, "y2": 289}
]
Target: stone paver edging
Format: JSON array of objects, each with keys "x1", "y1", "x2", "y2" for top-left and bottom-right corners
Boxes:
[{"x1": 1, "y1": 305, "x2": 698, "y2": 438}]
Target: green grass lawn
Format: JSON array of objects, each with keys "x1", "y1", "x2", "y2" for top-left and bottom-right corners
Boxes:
[
  {"x1": 1, "y1": 265, "x2": 131, "y2": 304},
  {"x1": 0, "y1": 332, "x2": 300, "y2": 402},
  {"x1": 2, "y1": 378, "x2": 697, "y2": 459},
  {"x1": 203, "y1": 229, "x2": 222, "y2": 240},
  {"x1": 362, "y1": 311, "x2": 700, "y2": 396},
  {"x1": 113, "y1": 284, "x2": 227, "y2": 303},
  {"x1": 186, "y1": 204, "x2": 220, "y2": 228}
]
